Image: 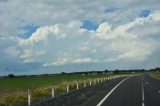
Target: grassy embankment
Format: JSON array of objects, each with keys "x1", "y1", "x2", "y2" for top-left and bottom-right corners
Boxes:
[
  {"x1": 0, "y1": 74, "x2": 113, "y2": 105},
  {"x1": 152, "y1": 72, "x2": 160, "y2": 79},
  {"x1": 0, "y1": 73, "x2": 130, "y2": 105},
  {"x1": 0, "y1": 74, "x2": 109, "y2": 94}
]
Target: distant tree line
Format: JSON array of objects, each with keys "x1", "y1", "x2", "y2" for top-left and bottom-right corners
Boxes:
[{"x1": 2, "y1": 67, "x2": 160, "y2": 78}]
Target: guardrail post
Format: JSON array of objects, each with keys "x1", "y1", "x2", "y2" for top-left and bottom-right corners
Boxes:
[
  {"x1": 84, "y1": 82, "x2": 86, "y2": 87},
  {"x1": 28, "y1": 89, "x2": 31, "y2": 106},
  {"x1": 77, "y1": 83, "x2": 79, "y2": 90},
  {"x1": 98, "y1": 79, "x2": 99, "y2": 83},
  {"x1": 52, "y1": 88, "x2": 54, "y2": 98},
  {"x1": 67, "y1": 85, "x2": 69, "y2": 93},
  {"x1": 90, "y1": 81, "x2": 92, "y2": 86}
]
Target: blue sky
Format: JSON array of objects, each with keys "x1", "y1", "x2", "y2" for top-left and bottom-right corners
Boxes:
[
  {"x1": 80, "y1": 20, "x2": 98, "y2": 30},
  {"x1": 105, "y1": 7, "x2": 120, "y2": 13},
  {"x1": 0, "y1": 0, "x2": 160, "y2": 75},
  {"x1": 139, "y1": 10, "x2": 151, "y2": 17},
  {"x1": 20, "y1": 25, "x2": 39, "y2": 39}
]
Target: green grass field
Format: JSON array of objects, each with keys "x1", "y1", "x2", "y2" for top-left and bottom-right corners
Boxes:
[
  {"x1": 0, "y1": 74, "x2": 108, "y2": 94},
  {"x1": 152, "y1": 72, "x2": 160, "y2": 78},
  {"x1": 0, "y1": 73, "x2": 130, "y2": 105}
]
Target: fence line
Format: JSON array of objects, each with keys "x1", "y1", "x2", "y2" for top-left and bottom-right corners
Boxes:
[{"x1": 0, "y1": 75, "x2": 129, "y2": 106}]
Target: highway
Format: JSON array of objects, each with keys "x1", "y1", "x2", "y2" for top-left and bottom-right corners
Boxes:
[{"x1": 33, "y1": 73, "x2": 160, "y2": 106}]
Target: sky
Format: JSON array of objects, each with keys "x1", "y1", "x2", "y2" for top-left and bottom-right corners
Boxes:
[{"x1": 0, "y1": 0, "x2": 160, "y2": 75}]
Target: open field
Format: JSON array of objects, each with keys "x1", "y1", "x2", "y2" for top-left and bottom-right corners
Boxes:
[
  {"x1": 0, "y1": 73, "x2": 120, "y2": 106},
  {"x1": 0, "y1": 73, "x2": 136, "y2": 105},
  {"x1": 152, "y1": 72, "x2": 160, "y2": 78},
  {"x1": 0, "y1": 74, "x2": 109, "y2": 94}
]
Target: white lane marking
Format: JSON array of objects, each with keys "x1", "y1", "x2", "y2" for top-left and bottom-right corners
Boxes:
[
  {"x1": 142, "y1": 83, "x2": 145, "y2": 106},
  {"x1": 96, "y1": 77, "x2": 130, "y2": 106},
  {"x1": 158, "y1": 91, "x2": 160, "y2": 93}
]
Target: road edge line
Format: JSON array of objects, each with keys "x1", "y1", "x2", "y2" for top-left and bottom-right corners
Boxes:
[{"x1": 96, "y1": 77, "x2": 130, "y2": 106}]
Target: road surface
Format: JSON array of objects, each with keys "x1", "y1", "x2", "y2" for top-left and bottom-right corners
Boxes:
[{"x1": 33, "y1": 73, "x2": 160, "y2": 106}]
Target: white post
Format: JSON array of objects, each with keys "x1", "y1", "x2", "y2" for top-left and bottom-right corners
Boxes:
[
  {"x1": 67, "y1": 85, "x2": 69, "y2": 93},
  {"x1": 98, "y1": 79, "x2": 99, "y2": 83},
  {"x1": 90, "y1": 81, "x2": 92, "y2": 86},
  {"x1": 84, "y1": 82, "x2": 86, "y2": 87},
  {"x1": 101, "y1": 78, "x2": 103, "y2": 82},
  {"x1": 52, "y1": 88, "x2": 54, "y2": 98},
  {"x1": 28, "y1": 89, "x2": 31, "y2": 106},
  {"x1": 77, "y1": 83, "x2": 79, "y2": 90}
]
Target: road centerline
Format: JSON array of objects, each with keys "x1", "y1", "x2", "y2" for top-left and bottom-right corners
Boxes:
[
  {"x1": 142, "y1": 83, "x2": 145, "y2": 106},
  {"x1": 96, "y1": 77, "x2": 130, "y2": 106}
]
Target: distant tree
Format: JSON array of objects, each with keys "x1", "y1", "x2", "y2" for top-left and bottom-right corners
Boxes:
[
  {"x1": 140, "y1": 69, "x2": 145, "y2": 73},
  {"x1": 113, "y1": 70, "x2": 119, "y2": 74},
  {"x1": 155, "y1": 67, "x2": 160, "y2": 71},
  {"x1": 7, "y1": 74, "x2": 15, "y2": 78},
  {"x1": 60, "y1": 72, "x2": 66, "y2": 75},
  {"x1": 105, "y1": 69, "x2": 108, "y2": 73}
]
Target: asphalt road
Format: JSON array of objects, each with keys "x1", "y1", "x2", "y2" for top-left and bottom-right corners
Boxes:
[
  {"x1": 33, "y1": 73, "x2": 160, "y2": 106},
  {"x1": 142, "y1": 73, "x2": 160, "y2": 106}
]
